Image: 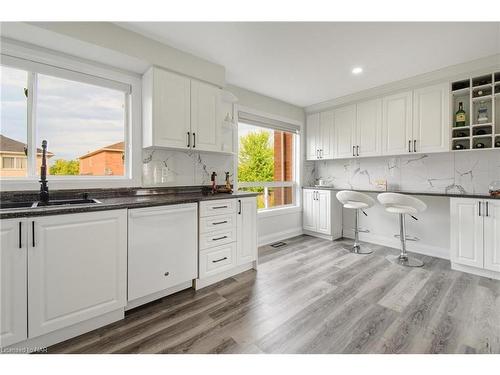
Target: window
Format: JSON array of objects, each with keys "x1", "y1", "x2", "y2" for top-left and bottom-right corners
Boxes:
[
  {"x1": 0, "y1": 54, "x2": 131, "y2": 181},
  {"x1": 2, "y1": 157, "x2": 15, "y2": 169},
  {"x1": 237, "y1": 115, "x2": 299, "y2": 210},
  {"x1": 0, "y1": 65, "x2": 28, "y2": 177}
]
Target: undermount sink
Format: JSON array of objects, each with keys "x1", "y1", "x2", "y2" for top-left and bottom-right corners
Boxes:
[
  {"x1": 0, "y1": 198, "x2": 102, "y2": 210},
  {"x1": 33, "y1": 198, "x2": 102, "y2": 207},
  {"x1": 0, "y1": 201, "x2": 38, "y2": 209}
]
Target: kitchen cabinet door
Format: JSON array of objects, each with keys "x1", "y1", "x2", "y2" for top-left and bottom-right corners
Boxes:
[
  {"x1": 144, "y1": 67, "x2": 191, "y2": 149},
  {"x1": 237, "y1": 197, "x2": 257, "y2": 265},
  {"x1": 128, "y1": 204, "x2": 198, "y2": 301},
  {"x1": 484, "y1": 200, "x2": 500, "y2": 272},
  {"x1": 28, "y1": 210, "x2": 127, "y2": 338},
  {"x1": 0, "y1": 219, "x2": 27, "y2": 347},
  {"x1": 306, "y1": 113, "x2": 320, "y2": 160},
  {"x1": 356, "y1": 98, "x2": 382, "y2": 157},
  {"x1": 303, "y1": 189, "x2": 317, "y2": 232},
  {"x1": 190, "y1": 80, "x2": 222, "y2": 152},
  {"x1": 319, "y1": 110, "x2": 335, "y2": 159},
  {"x1": 316, "y1": 190, "x2": 331, "y2": 235},
  {"x1": 412, "y1": 83, "x2": 449, "y2": 153},
  {"x1": 334, "y1": 105, "x2": 356, "y2": 159},
  {"x1": 450, "y1": 199, "x2": 484, "y2": 269},
  {"x1": 382, "y1": 91, "x2": 413, "y2": 155}
]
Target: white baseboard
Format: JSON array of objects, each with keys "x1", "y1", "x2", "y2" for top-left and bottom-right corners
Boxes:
[
  {"x1": 258, "y1": 227, "x2": 303, "y2": 247},
  {"x1": 451, "y1": 263, "x2": 500, "y2": 280},
  {"x1": 5, "y1": 309, "x2": 124, "y2": 352},
  {"x1": 343, "y1": 229, "x2": 449, "y2": 260},
  {"x1": 194, "y1": 261, "x2": 255, "y2": 290}
]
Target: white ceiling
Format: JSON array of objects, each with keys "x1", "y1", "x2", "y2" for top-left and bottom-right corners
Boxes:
[{"x1": 117, "y1": 22, "x2": 500, "y2": 107}]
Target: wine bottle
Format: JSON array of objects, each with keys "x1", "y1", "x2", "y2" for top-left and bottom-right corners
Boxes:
[{"x1": 455, "y1": 102, "x2": 466, "y2": 127}]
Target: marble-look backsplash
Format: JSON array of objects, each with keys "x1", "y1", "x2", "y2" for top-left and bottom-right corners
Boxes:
[
  {"x1": 308, "y1": 150, "x2": 500, "y2": 194},
  {"x1": 142, "y1": 149, "x2": 234, "y2": 187}
]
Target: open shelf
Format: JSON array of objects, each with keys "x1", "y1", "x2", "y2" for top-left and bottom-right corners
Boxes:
[{"x1": 451, "y1": 72, "x2": 497, "y2": 151}]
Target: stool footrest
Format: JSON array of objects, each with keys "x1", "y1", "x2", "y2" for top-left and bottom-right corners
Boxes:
[{"x1": 394, "y1": 234, "x2": 419, "y2": 241}]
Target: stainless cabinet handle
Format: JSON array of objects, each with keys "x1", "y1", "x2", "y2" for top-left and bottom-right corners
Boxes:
[
  {"x1": 353, "y1": 146, "x2": 355, "y2": 157},
  {"x1": 316, "y1": 149, "x2": 320, "y2": 159},
  {"x1": 187, "y1": 132, "x2": 191, "y2": 147},
  {"x1": 212, "y1": 235, "x2": 228, "y2": 241},
  {"x1": 414, "y1": 140, "x2": 417, "y2": 152},
  {"x1": 213, "y1": 205, "x2": 228, "y2": 209},
  {"x1": 193, "y1": 132, "x2": 196, "y2": 148},
  {"x1": 356, "y1": 145, "x2": 359, "y2": 157},
  {"x1": 212, "y1": 257, "x2": 228, "y2": 263},
  {"x1": 408, "y1": 140, "x2": 411, "y2": 153},
  {"x1": 485, "y1": 201, "x2": 489, "y2": 217},
  {"x1": 238, "y1": 200, "x2": 242, "y2": 215},
  {"x1": 19, "y1": 222, "x2": 22, "y2": 249},
  {"x1": 213, "y1": 220, "x2": 228, "y2": 225},
  {"x1": 32, "y1": 221, "x2": 35, "y2": 247},
  {"x1": 164, "y1": 272, "x2": 169, "y2": 277},
  {"x1": 478, "y1": 202, "x2": 482, "y2": 217}
]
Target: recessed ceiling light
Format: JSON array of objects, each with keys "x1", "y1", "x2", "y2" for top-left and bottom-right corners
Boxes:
[{"x1": 352, "y1": 67, "x2": 363, "y2": 75}]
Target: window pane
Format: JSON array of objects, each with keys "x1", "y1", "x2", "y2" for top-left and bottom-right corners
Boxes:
[
  {"x1": 239, "y1": 186, "x2": 294, "y2": 210},
  {"x1": 36, "y1": 74, "x2": 126, "y2": 177},
  {"x1": 238, "y1": 123, "x2": 295, "y2": 183},
  {"x1": 0, "y1": 65, "x2": 28, "y2": 177},
  {"x1": 2, "y1": 156, "x2": 15, "y2": 169}
]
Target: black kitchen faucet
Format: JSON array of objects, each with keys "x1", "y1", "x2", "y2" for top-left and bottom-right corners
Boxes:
[{"x1": 39, "y1": 140, "x2": 49, "y2": 204}]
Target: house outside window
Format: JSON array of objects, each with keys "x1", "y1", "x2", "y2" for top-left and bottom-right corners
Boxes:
[{"x1": 237, "y1": 111, "x2": 300, "y2": 211}]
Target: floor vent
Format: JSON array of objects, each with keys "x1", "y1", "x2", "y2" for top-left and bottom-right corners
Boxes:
[{"x1": 270, "y1": 241, "x2": 287, "y2": 248}]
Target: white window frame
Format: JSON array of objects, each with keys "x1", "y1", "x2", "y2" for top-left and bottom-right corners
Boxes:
[
  {"x1": 235, "y1": 105, "x2": 302, "y2": 212},
  {"x1": 0, "y1": 39, "x2": 142, "y2": 191}
]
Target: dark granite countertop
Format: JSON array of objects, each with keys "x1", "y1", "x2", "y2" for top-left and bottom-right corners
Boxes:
[
  {"x1": 0, "y1": 186, "x2": 258, "y2": 219},
  {"x1": 302, "y1": 186, "x2": 500, "y2": 200}
]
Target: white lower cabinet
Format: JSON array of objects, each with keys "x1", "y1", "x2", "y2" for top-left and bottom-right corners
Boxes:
[
  {"x1": 237, "y1": 197, "x2": 257, "y2": 265},
  {"x1": 28, "y1": 210, "x2": 127, "y2": 338},
  {"x1": 1, "y1": 210, "x2": 127, "y2": 347},
  {"x1": 196, "y1": 197, "x2": 257, "y2": 289},
  {"x1": 302, "y1": 189, "x2": 342, "y2": 240},
  {"x1": 0, "y1": 219, "x2": 27, "y2": 347},
  {"x1": 128, "y1": 204, "x2": 198, "y2": 303},
  {"x1": 450, "y1": 198, "x2": 500, "y2": 278}
]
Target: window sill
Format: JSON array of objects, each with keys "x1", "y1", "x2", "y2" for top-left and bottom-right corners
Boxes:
[{"x1": 257, "y1": 205, "x2": 302, "y2": 219}]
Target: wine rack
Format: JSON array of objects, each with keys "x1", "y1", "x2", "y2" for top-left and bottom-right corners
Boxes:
[{"x1": 451, "y1": 72, "x2": 500, "y2": 151}]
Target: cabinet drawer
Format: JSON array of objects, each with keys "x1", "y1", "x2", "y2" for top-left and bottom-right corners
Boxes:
[
  {"x1": 199, "y1": 242, "x2": 236, "y2": 279},
  {"x1": 199, "y1": 213, "x2": 236, "y2": 233},
  {"x1": 199, "y1": 228, "x2": 236, "y2": 250},
  {"x1": 199, "y1": 199, "x2": 237, "y2": 217}
]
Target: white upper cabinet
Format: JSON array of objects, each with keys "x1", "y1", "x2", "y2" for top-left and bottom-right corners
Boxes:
[
  {"x1": 143, "y1": 67, "x2": 191, "y2": 149},
  {"x1": 412, "y1": 82, "x2": 450, "y2": 153},
  {"x1": 143, "y1": 67, "x2": 223, "y2": 153},
  {"x1": 191, "y1": 80, "x2": 222, "y2": 152},
  {"x1": 334, "y1": 104, "x2": 357, "y2": 158},
  {"x1": 356, "y1": 98, "x2": 382, "y2": 157},
  {"x1": 319, "y1": 110, "x2": 335, "y2": 159},
  {"x1": 382, "y1": 91, "x2": 413, "y2": 155},
  {"x1": 306, "y1": 113, "x2": 320, "y2": 160},
  {"x1": 0, "y1": 219, "x2": 27, "y2": 347}
]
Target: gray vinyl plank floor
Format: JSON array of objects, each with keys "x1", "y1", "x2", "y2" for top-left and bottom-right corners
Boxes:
[{"x1": 47, "y1": 235, "x2": 500, "y2": 354}]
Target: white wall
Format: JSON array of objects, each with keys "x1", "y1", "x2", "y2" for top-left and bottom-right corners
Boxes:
[{"x1": 342, "y1": 193, "x2": 451, "y2": 259}]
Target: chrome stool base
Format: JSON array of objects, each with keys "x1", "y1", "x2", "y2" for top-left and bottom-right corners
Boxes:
[
  {"x1": 388, "y1": 255, "x2": 424, "y2": 268},
  {"x1": 350, "y1": 244, "x2": 373, "y2": 255}
]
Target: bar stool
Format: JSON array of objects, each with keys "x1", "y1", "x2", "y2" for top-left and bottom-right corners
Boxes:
[
  {"x1": 336, "y1": 190, "x2": 376, "y2": 255},
  {"x1": 377, "y1": 193, "x2": 427, "y2": 267}
]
